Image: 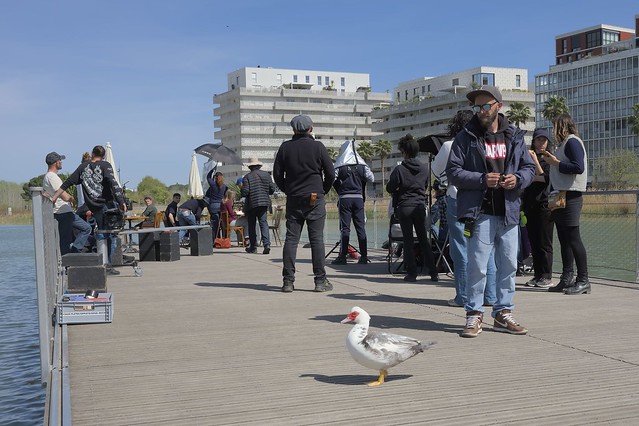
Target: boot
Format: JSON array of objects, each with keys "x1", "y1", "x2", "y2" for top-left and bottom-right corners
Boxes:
[
  {"x1": 564, "y1": 277, "x2": 591, "y2": 295},
  {"x1": 548, "y1": 271, "x2": 574, "y2": 293}
]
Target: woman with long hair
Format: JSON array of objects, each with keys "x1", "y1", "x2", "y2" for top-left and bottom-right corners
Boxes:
[
  {"x1": 206, "y1": 171, "x2": 228, "y2": 238},
  {"x1": 543, "y1": 114, "x2": 589, "y2": 294}
]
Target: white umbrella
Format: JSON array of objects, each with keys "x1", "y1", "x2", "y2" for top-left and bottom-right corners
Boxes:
[
  {"x1": 105, "y1": 142, "x2": 121, "y2": 186},
  {"x1": 188, "y1": 152, "x2": 204, "y2": 198}
]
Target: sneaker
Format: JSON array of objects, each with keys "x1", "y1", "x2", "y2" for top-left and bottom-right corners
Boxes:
[
  {"x1": 403, "y1": 274, "x2": 417, "y2": 282},
  {"x1": 525, "y1": 278, "x2": 539, "y2": 287},
  {"x1": 447, "y1": 298, "x2": 463, "y2": 307},
  {"x1": 263, "y1": 247, "x2": 270, "y2": 255},
  {"x1": 494, "y1": 310, "x2": 528, "y2": 335},
  {"x1": 430, "y1": 274, "x2": 439, "y2": 282},
  {"x1": 313, "y1": 280, "x2": 333, "y2": 292},
  {"x1": 281, "y1": 282, "x2": 294, "y2": 293},
  {"x1": 245, "y1": 247, "x2": 257, "y2": 254},
  {"x1": 461, "y1": 312, "x2": 483, "y2": 338},
  {"x1": 106, "y1": 266, "x2": 120, "y2": 276},
  {"x1": 357, "y1": 256, "x2": 369, "y2": 264},
  {"x1": 535, "y1": 278, "x2": 554, "y2": 288},
  {"x1": 331, "y1": 256, "x2": 347, "y2": 265}
]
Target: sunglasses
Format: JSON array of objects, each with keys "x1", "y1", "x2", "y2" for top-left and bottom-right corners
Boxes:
[{"x1": 471, "y1": 100, "x2": 499, "y2": 113}]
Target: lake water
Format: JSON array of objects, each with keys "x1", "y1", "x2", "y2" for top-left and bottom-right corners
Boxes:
[{"x1": 0, "y1": 226, "x2": 45, "y2": 425}]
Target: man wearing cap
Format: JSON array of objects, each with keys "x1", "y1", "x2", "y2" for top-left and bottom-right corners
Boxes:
[
  {"x1": 241, "y1": 157, "x2": 276, "y2": 254},
  {"x1": 52, "y1": 145, "x2": 126, "y2": 275},
  {"x1": 446, "y1": 86, "x2": 535, "y2": 338},
  {"x1": 273, "y1": 114, "x2": 335, "y2": 292},
  {"x1": 43, "y1": 152, "x2": 92, "y2": 255}
]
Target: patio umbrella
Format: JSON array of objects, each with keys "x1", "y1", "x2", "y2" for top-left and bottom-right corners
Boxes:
[
  {"x1": 194, "y1": 143, "x2": 243, "y2": 165},
  {"x1": 105, "y1": 142, "x2": 121, "y2": 186},
  {"x1": 188, "y1": 152, "x2": 204, "y2": 198}
]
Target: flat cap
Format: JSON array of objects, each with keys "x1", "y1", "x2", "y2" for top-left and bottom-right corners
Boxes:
[{"x1": 290, "y1": 115, "x2": 313, "y2": 133}]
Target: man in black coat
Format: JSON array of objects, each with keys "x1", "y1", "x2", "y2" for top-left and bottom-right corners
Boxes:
[{"x1": 241, "y1": 157, "x2": 276, "y2": 254}]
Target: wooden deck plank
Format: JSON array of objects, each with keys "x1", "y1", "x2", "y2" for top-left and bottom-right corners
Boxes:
[{"x1": 68, "y1": 246, "x2": 639, "y2": 425}]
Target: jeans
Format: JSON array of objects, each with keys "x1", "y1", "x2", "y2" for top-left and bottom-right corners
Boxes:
[
  {"x1": 465, "y1": 214, "x2": 518, "y2": 316},
  {"x1": 72, "y1": 214, "x2": 92, "y2": 251},
  {"x1": 447, "y1": 197, "x2": 496, "y2": 306},
  {"x1": 178, "y1": 210, "x2": 196, "y2": 242},
  {"x1": 282, "y1": 197, "x2": 327, "y2": 284},
  {"x1": 93, "y1": 206, "x2": 117, "y2": 264},
  {"x1": 247, "y1": 206, "x2": 270, "y2": 249}
]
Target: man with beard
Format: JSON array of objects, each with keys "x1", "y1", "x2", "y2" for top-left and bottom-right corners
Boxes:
[{"x1": 446, "y1": 86, "x2": 535, "y2": 338}]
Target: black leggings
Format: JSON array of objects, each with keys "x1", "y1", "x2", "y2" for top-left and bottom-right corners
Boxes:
[{"x1": 555, "y1": 224, "x2": 588, "y2": 280}]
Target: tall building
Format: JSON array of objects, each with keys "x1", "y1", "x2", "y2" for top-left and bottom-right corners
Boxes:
[
  {"x1": 213, "y1": 67, "x2": 391, "y2": 180},
  {"x1": 535, "y1": 14, "x2": 639, "y2": 180},
  {"x1": 371, "y1": 66, "x2": 535, "y2": 194}
]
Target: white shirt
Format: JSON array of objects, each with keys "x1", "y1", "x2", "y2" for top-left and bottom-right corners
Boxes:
[
  {"x1": 42, "y1": 171, "x2": 73, "y2": 214},
  {"x1": 431, "y1": 139, "x2": 457, "y2": 199}
]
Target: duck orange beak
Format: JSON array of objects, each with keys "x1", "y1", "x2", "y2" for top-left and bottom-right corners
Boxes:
[{"x1": 340, "y1": 311, "x2": 359, "y2": 323}]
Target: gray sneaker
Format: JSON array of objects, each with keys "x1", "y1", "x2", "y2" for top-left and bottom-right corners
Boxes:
[
  {"x1": 525, "y1": 278, "x2": 539, "y2": 287},
  {"x1": 281, "y1": 282, "x2": 294, "y2": 293},
  {"x1": 313, "y1": 280, "x2": 333, "y2": 292},
  {"x1": 535, "y1": 278, "x2": 554, "y2": 288}
]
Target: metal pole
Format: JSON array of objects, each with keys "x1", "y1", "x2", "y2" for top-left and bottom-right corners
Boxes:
[{"x1": 636, "y1": 192, "x2": 639, "y2": 283}]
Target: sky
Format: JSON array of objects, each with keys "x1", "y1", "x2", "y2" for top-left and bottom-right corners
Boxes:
[{"x1": 1, "y1": 1, "x2": 635, "y2": 188}]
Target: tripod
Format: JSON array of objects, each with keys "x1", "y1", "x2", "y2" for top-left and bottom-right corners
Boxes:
[{"x1": 325, "y1": 240, "x2": 368, "y2": 262}]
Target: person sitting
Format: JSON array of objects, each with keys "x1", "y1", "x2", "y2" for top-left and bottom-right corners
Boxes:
[
  {"x1": 177, "y1": 197, "x2": 207, "y2": 244},
  {"x1": 165, "y1": 193, "x2": 181, "y2": 227},
  {"x1": 136, "y1": 196, "x2": 158, "y2": 228},
  {"x1": 221, "y1": 190, "x2": 249, "y2": 245}
]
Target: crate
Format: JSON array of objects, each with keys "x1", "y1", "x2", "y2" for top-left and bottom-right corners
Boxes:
[{"x1": 57, "y1": 293, "x2": 113, "y2": 324}]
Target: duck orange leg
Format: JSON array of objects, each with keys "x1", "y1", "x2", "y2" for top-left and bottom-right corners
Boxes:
[{"x1": 367, "y1": 370, "x2": 387, "y2": 387}]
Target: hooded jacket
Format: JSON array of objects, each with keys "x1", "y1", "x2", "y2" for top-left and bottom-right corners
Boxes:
[
  {"x1": 386, "y1": 158, "x2": 429, "y2": 208},
  {"x1": 446, "y1": 114, "x2": 535, "y2": 226}
]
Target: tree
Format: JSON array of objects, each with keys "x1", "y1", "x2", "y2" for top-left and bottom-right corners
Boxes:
[
  {"x1": 136, "y1": 176, "x2": 170, "y2": 205},
  {"x1": 542, "y1": 96, "x2": 569, "y2": 122},
  {"x1": 373, "y1": 139, "x2": 392, "y2": 186},
  {"x1": 600, "y1": 149, "x2": 639, "y2": 189},
  {"x1": 628, "y1": 103, "x2": 639, "y2": 136},
  {"x1": 505, "y1": 102, "x2": 531, "y2": 127},
  {"x1": 356, "y1": 141, "x2": 374, "y2": 163},
  {"x1": 326, "y1": 147, "x2": 338, "y2": 162}
]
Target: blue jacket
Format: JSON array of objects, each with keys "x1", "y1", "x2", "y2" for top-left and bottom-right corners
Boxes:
[{"x1": 446, "y1": 115, "x2": 535, "y2": 226}]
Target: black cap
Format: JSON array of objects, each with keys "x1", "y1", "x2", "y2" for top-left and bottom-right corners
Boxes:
[
  {"x1": 290, "y1": 115, "x2": 313, "y2": 133},
  {"x1": 45, "y1": 152, "x2": 65, "y2": 165},
  {"x1": 532, "y1": 128, "x2": 550, "y2": 141},
  {"x1": 466, "y1": 85, "x2": 502, "y2": 103}
]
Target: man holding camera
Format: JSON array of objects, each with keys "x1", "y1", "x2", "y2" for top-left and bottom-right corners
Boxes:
[
  {"x1": 53, "y1": 145, "x2": 126, "y2": 275},
  {"x1": 446, "y1": 86, "x2": 535, "y2": 338}
]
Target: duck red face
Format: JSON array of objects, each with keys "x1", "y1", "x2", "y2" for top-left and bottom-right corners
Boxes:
[{"x1": 340, "y1": 310, "x2": 360, "y2": 323}]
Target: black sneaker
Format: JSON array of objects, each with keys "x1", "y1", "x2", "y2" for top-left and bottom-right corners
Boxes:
[
  {"x1": 403, "y1": 274, "x2": 417, "y2": 282},
  {"x1": 314, "y1": 280, "x2": 333, "y2": 292},
  {"x1": 106, "y1": 266, "x2": 120, "y2": 276},
  {"x1": 245, "y1": 247, "x2": 257, "y2": 254},
  {"x1": 263, "y1": 247, "x2": 270, "y2": 255},
  {"x1": 357, "y1": 256, "x2": 369, "y2": 264},
  {"x1": 281, "y1": 282, "x2": 294, "y2": 293},
  {"x1": 331, "y1": 256, "x2": 347, "y2": 265}
]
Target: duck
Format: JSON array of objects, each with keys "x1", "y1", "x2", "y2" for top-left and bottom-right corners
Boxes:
[{"x1": 340, "y1": 306, "x2": 436, "y2": 386}]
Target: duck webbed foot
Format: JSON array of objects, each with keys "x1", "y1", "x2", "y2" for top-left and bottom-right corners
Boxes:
[{"x1": 367, "y1": 370, "x2": 387, "y2": 387}]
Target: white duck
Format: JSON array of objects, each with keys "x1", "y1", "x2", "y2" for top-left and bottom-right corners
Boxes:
[{"x1": 340, "y1": 306, "x2": 436, "y2": 386}]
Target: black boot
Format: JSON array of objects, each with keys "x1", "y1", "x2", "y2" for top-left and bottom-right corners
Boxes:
[
  {"x1": 564, "y1": 278, "x2": 590, "y2": 295},
  {"x1": 548, "y1": 271, "x2": 574, "y2": 293}
]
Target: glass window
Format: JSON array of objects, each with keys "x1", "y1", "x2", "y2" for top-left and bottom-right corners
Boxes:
[
  {"x1": 277, "y1": 74, "x2": 282, "y2": 83},
  {"x1": 603, "y1": 30, "x2": 620, "y2": 45},
  {"x1": 516, "y1": 75, "x2": 521, "y2": 87},
  {"x1": 317, "y1": 76, "x2": 322, "y2": 85},
  {"x1": 293, "y1": 75, "x2": 298, "y2": 82},
  {"x1": 305, "y1": 75, "x2": 310, "y2": 83},
  {"x1": 586, "y1": 30, "x2": 601, "y2": 48},
  {"x1": 405, "y1": 90, "x2": 408, "y2": 100},
  {"x1": 341, "y1": 77, "x2": 345, "y2": 86},
  {"x1": 452, "y1": 78, "x2": 459, "y2": 86},
  {"x1": 325, "y1": 76, "x2": 330, "y2": 86},
  {"x1": 472, "y1": 73, "x2": 495, "y2": 86},
  {"x1": 251, "y1": 72, "x2": 257, "y2": 83}
]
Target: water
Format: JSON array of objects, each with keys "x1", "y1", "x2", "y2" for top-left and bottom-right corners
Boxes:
[{"x1": 0, "y1": 226, "x2": 45, "y2": 425}]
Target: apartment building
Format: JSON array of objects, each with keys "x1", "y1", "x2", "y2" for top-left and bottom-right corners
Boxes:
[
  {"x1": 371, "y1": 66, "x2": 535, "y2": 194},
  {"x1": 213, "y1": 67, "x2": 391, "y2": 180},
  {"x1": 535, "y1": 14, "x2": 639, "y2": 178}
]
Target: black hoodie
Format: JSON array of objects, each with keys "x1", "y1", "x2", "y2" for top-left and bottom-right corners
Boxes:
[{"x1": 386, "y1": 158, "x2": 429, "y2": 208}]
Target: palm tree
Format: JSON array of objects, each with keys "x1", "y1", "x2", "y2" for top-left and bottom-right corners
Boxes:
[
  {"x1": 373, "y1": 139, "x2": 392, "y2": 186},
  {"x1": 542, "y1": 96, "x2": 569, "y2": 123},
  {"x1": 326, "y1": 147, "x2": 338, "y2": 162},
  {"x1": 505, "y1": 102, "x2": 531, "y2": 127},
  {"x1": 356, "y1": 141, "x2": 374, "y2": 163},
  {"x1": 628, "y1": 103, "x2": 639, "y2": 136}
]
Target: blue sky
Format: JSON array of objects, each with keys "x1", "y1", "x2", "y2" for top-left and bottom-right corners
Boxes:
[{"x1": 1, "y1": 1, "x2": 635, "y2": 187}]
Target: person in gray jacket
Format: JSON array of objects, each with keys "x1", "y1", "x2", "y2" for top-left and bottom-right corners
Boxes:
[
  {"x1": 241, "y1": 157, "x2": 276, "y2": 254},
  {"x1": 446, "y1": 85, "x2": 535, "y2": 338}
]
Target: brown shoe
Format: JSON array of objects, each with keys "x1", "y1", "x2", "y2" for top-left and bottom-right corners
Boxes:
[
  {"x1": 494, "y1": 310, "x2": 528, "y2": 335},
  {"x1": 461, "y1": 311, "x2": 483, "y2": 338}
]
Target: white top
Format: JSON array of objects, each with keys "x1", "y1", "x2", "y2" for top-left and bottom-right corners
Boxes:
[
  {"x1": 42, "y1": 171, "x2": 73, "y2": 214},
  {"x1": 431, "y1": 139, "x2": 457, "y2": 199}
]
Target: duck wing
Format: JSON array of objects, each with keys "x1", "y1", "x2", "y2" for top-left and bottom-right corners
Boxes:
[{"x1": 362, "y1": 331, "x2": 435, "y2": 366}]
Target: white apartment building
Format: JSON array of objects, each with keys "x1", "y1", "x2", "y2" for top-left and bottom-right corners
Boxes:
[
  {"x1": 371, "y1": 66, "x2": 536, "y2": 194},
  {"x1": 213, "y1": 67, "x2": 391, "y2": 181},
  {"x1": 535, "y1": 17, "x2": 639, "y2": 181}
]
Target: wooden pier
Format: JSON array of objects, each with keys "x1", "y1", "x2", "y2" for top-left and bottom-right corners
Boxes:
[{"x1": 67, "y1": 245, "x2": 639, "y2": 425}]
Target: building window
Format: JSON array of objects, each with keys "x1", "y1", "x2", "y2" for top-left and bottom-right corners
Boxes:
[
  {"x1": 413, "y1": 88, "x2": 418, "y2": 95},
  {"x1": 586, "y1": 30, "x2": 601, "y2": 48},
  {"x1": 422, "y1": 85, "x2": 425, "y2": 94},
  {"x1": 405, "y1": 90, "x2": 408, "y2": 101},
  {"x1": 452, "y1": 78, "x2": 459, "y2": 86},
  {"x1": 317, "y1": 76, "x2": 322, "y2": 85},
  {"x1": 603, "y1": 30, "x2": 620, "y2": 45},
  {"x1": 562, "y1": 39, "x2": 568, "y2": 54},
  {"x1": 472, "y1": 73, "x2": 495, "y2": 86},
  {"x1": 325, "y1": 76, "x2": 330, "y2": 86},
  {"x1": 251, "y1": 72, "x2": 257, "y2": 83},
  {"x1": 397, "y1": 92, "x2": 400, "y2": 101},
  {"x1": 293, "y1": 75, "x2": 298, "y2": 83},
  {"x1": 427, "y1": 84, "x2": 431, "y2": 92},
  {"x1": 276, "y1": 74, "x2": 282, "y2": 83},
  {"x1": 236, "y1": 76, "x2": 239, "y2": 85},
  {"x1": 341, "y1": 77, "x2": 345, "y2": 86},
  {"x1": 305, "y1": 75, "x2": 310, "y2": 83},
  {"x1": 515, "y1": 74, "x2": 521, "y2": 87}
]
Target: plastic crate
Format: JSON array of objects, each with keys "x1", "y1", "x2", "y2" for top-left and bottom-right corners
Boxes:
[{"x1": 57, "y1": 293, "x2": 113, "y2": 324}]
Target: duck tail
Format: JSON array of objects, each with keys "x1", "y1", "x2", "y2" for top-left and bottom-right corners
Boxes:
[{"x1": 418, "y1": 341, "x2": 437, "y2": 352}]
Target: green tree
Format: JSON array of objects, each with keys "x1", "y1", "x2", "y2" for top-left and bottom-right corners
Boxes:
[
  {"x1": 373, "y1": 139, "x2": 392, "y2": 186},
  {"x1": 628, "y1": 103, "x2": 639, "y2": 136},
  {"x1": 326, "y1": 147, "x2": 338, "y2": 162},
  {"x1": 542, "y1": 96, "x2": 569, "y2": 122},
  {"x1": 600, "y1": 149, "x2": 639, "y2": 189},
  {"x1": 136, "y1": 176, "x2": 170, "y2": 205},
  {"x1": 356, "y1": 141, "x2": 374, "y2": 163},
  {"x1": 505, "y1": 102, "x2": 531, "y2": 127}
]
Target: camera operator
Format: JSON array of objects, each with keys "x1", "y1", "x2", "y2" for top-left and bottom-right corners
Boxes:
[{"x1": 53, "y1": 145, "x2": 127, "y2": 275}]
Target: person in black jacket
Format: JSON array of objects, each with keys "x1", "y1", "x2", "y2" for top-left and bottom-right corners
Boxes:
[
  {"x1": 386, "y1": 134, "x2": 438, "y2": 283},
  {"x1": 241, "y1": 157, "x2": 276, "y2": 254},
  {"x1": 332, "y1": 140, "x2": 374, "y2": 265},
  {"x1": 273, "y1": 114, "x2": 335, "y2": 293}
]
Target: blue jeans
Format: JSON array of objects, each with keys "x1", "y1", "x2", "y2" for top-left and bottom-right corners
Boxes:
[
  {"x1": 72, "y1": 214, "x2": 92, "y2": 251},
  {"x1": 447, "y1": 196, "x2": 497, "y2": 306},
  {"x1": 93, "y1": 206, "x2": 117, "y2": 264},
  {"x1": 178, "y1": 210, "x2": 196, "y2": 242},
  {"x1": 465, "y1": 214, "x2": 518, "y2": 316}
]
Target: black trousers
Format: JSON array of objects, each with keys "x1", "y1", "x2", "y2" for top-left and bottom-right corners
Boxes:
[
  {"x1": 526, "y1": 207, "x2": 554, "y2": 279},
  {"x1": 282, "y1": 197, "x2": 326, "y2": 284},
  {"x1": 396, "y1": 204, "x2": 436, "y2": 277},
  {"x1": 556, "y1": 224, "x2": 589, "y2": 280},
  {"x1": 337, "y1": 197, "x2": 367, "y2": 258}
]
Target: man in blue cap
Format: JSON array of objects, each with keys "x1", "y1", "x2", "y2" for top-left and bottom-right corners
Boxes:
[{"x1": 273, "y1": 115, "x2": 335, "y2": 293}]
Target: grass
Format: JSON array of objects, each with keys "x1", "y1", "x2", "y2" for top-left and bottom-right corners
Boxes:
[{"x1": 0, "y1": 212, "x2": 33, "y2": 225}]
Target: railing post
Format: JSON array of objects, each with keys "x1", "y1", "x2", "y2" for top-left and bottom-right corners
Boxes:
[{"x1": 636, "y1": 192, "x2": 639, "y2": 283}]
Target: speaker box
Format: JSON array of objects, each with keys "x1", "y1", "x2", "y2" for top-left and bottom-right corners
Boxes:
[
  {"x1": 139, "y1": 232, "x2": 160, "y2": 261},
  {"x1": 62, "y1": 253, "x2": 102, "y2": 267},
  {"x1": 159, "y1": 231, "x2": 180, "y2": 261}
]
